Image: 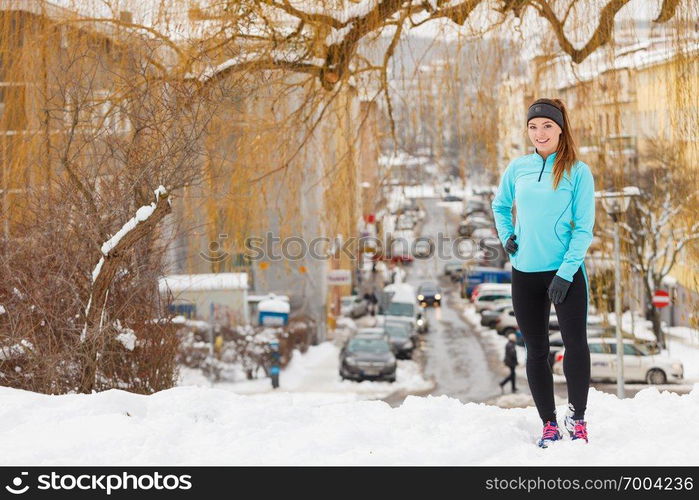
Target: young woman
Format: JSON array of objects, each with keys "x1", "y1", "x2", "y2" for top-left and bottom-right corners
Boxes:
[{"x1": 492, "y1": 98, "x2": 595, "y2": 448}]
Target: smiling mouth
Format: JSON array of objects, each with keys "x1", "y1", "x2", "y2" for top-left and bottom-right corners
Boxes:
[{"x1": 536, "y1": 139, "x2": 549, "y2": 144}]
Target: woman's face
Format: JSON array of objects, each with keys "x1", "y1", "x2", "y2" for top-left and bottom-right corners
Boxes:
[{"x1": 527, "y1": 117, "x2": 562, "y2": 156}]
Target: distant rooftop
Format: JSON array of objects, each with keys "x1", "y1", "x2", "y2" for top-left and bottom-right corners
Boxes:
[{"x1": 158, "y1": 273, "x2": 249, "y2": 293}]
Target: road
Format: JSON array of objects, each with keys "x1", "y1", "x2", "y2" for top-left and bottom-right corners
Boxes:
[{"x1": 398, "y1": 198, "x2": 512, "y2": 404}]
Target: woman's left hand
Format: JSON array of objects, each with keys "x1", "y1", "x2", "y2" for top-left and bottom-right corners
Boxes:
[{"x1": 548, "y1": 275, "x2": 572, "y2": 304}]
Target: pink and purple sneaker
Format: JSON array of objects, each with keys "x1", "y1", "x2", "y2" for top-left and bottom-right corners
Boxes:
[
  {"x1": 537, "y1": 420, "x2": 563, "y2": 448},
  {"x1": 564, "y1": 416, "x2": 589, "y2": 443}
]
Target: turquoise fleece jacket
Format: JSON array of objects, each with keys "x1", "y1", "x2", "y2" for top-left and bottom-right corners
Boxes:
[{"x1": 491, "y1": 151, "x2": 595, "y2": 283}]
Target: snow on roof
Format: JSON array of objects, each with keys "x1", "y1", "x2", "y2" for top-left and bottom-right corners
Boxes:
[
  {"x1": 390, "y1": 284, "x2": 416, "y2": 303},
  {"x1": 248, "y1": 294, "x2": 290, "y2": 303},
  {"x1": 542, "y1": 38, "x2": 699, "y2": 91},
  {"x1": 158, "y1": 273, "x2": 248, "y2": 293},
  {"x1": 258, "y1": 294, "x2": 291, "y2": 314}
]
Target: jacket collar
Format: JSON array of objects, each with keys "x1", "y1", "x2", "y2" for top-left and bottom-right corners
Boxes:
[{"x1": 534, "y1": 149, "x2": 557, "y2": 164}]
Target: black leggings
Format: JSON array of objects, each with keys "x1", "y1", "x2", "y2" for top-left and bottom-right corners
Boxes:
[{"x1": 511, "y1": 266, "x2": 590, "y2": 423}]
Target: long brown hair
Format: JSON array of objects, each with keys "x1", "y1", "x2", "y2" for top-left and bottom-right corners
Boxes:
[{"x1": 529, "y1": 98, "x2": 578, "y2": 190}]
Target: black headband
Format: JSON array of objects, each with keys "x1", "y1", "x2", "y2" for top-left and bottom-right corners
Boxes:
[{"x1": 527, "y1": 102, "x2": 564, "y2": 130}]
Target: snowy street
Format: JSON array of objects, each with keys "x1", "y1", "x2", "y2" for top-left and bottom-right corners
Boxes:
[{"x1": 403, "y1": 198, "x2": 513, "y2": 403}]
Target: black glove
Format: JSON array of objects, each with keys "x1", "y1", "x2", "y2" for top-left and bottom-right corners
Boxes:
[
  {"x1": 504, "y1": 234, "x2": 518, "y2": 255},
  {"x1": 548, "y1": 275, "x2": 572, "y2": 304}
]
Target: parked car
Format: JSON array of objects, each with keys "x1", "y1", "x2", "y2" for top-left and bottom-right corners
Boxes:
[
  {"x1": 474, "y1": 289, "x2": 512, "y2": 312},
  {"x1": 383, "y1": 322, "x2": 415, "y2": 359},
  {"x1": 471, "y1": 227, "x2": 498, "y2": 240},
  {"x1": 341, "y1": 295, "x2": 368, "y2": 318},
  {"x1": 553, "y1": 339, "x2": 683, "y2": 385},
  {"x1": 339, "y1": 337, "x2": 397, "y2": 382},
  {"x1": 450, "y1": 268, "x2": 466, "y2": 283},
  {"x1": 417, "y1": 282, "x2": 442, "y2": 307},
  {"x1": 375, "y1": 316, "x2": 419, "y2": 343},
  {"x1": 587, "y1": 325, "x2": 660, "y2": 354},
  {"x1": 461, "y1": 199, "x2": 488, "y2": 218},
  {"x1": 354, "y1": 327, "x2": 389, "y2": 343},
  {"x1": 496, "y1": 305, "x2": 557, "y2": 336},
  {"x1": 397, "y1": 213, "x2": 416, "y2": 230},
  {"x1": 389, "y1": 229, "x2": 415, "y2": 264},
  {"x1": 443, "y1": 194, "x2": 463, "y2": 202},
  {"x1": 462, "y1": 267, "x2": 512, "y2": 298},
  {"x1": 494, "y1": 306, "x2": 518, "y2": 336},
  {"x1": 414, "y1": 239, "x2": 433, "y2": 258},
  {"x1": 471, "y1": 284, "x2": 512, "y2": 312},
  {"x1": 475, "y1": 292, "x2": 512, "y2": 313},
  {"x1": 546, "y1": 331, "x2": 566, "y2": 366},
  {"x1": 443, "y1": 261, "x2": 463, "y2": 277},
  {"x1": 457, "y1": 215, "x2": 491, "y2": 237},
  {"x1": 480, "y1": 300, "x2": 513, "y2": 328}
]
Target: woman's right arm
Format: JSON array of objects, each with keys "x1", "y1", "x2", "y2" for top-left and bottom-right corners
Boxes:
[{"x1": 491, "y1": 161, "x2": 516, "y2": 248}]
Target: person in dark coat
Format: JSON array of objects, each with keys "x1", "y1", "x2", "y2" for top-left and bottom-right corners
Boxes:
[
  {"x1": 499, "y1": 333, "x2": 518, "y2": 393},
  {"x1": 367, "y1": 289, "x2": 378, "y2": 316}
]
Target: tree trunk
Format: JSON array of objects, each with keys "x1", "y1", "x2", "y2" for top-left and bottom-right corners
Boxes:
[
  {"x1": 78, "y1": 189, "x2": 171, "y2": 393},
  {"x1": 643, "y1": 277, "x2": 666, "y2": 349},
  {"x1": 645, "y1": 301, "x2": 665, "y2": 349}
]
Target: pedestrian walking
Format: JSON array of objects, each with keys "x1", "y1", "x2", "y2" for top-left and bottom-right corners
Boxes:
[
  {"x1": 499, "y1": 333, "x2": 518, "y2": 393},
  {"x1": 367, "y1": 289, "x2": 378, "y2": 316},
  {"x1": 492, "y1": 98, "x2": 594, "y2": 448}
]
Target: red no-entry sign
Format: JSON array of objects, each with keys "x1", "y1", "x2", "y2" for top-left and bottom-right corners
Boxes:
[{"x1": 652, "y1": 290, "x2": 670, "y2": 308}]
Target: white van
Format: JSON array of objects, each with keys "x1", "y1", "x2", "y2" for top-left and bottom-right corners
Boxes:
[{"x1": 381, "y1": 284, "x2": 415, "y2": 319}]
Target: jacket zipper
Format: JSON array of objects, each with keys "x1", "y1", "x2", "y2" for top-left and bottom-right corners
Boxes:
[{"x1": 537, "y1": 156, "x2": 546, "y2": 182}]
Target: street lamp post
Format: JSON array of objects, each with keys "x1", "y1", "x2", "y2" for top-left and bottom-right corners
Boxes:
[{"x1": 595, "y1": 187, "x2": 640, "y2": 399}]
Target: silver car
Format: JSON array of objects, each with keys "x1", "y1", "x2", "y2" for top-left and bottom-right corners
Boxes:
[
  {"x1": 341, "y1": 295, "x2": 368, "y2": 318},
  {"x1": 553, "y1": 339, "x2": 683, "y2": 384}
]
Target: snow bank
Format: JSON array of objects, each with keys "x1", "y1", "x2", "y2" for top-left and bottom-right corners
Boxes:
[{"x1": 1, "y1": 383, "x2": 697, "y2": 465}]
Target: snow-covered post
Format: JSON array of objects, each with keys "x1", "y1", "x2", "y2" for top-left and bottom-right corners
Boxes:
[
  {"x1": 597, "y1": 187, "x2": 640, "y2": 398},
  {"x1": 79, "y1": 186, "x2": 171, "y2": 393}
]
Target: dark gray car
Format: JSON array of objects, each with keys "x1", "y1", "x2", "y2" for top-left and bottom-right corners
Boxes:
[
  {"x1": 383, "y1": 321, "x2": 415, "y2": 359},
  {"x1": 339, "y1": 337, "x2": 397, "y2": 382}
]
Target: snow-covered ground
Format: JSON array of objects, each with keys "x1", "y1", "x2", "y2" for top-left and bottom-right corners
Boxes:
[
  {"x1": 1, "y1": 382, "x2": 697, "y2": 465},
  {"x1": 178, "y1": 341, "x2": 433, "y2": 400}
]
